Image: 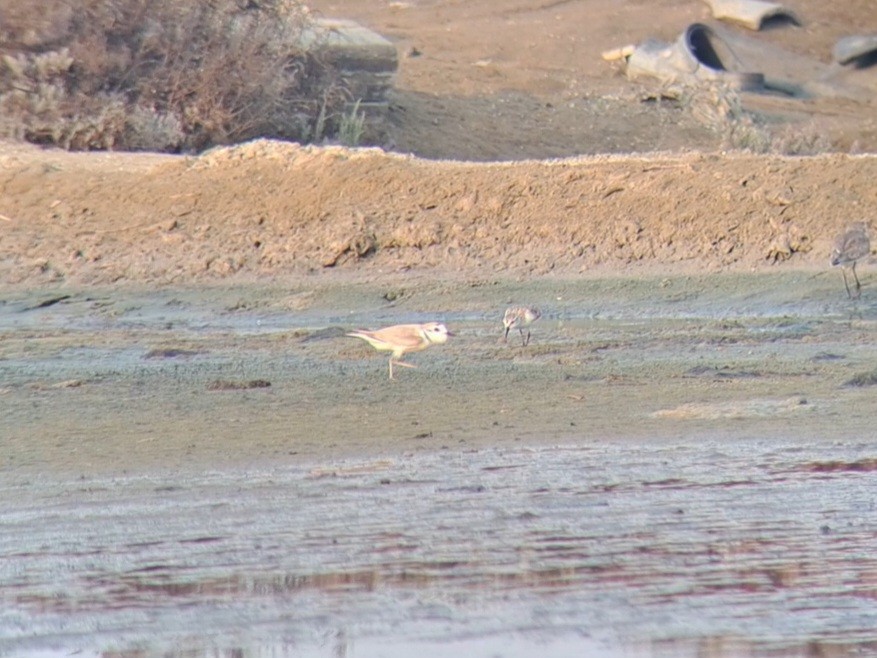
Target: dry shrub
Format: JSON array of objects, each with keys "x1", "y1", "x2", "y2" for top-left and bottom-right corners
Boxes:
[
  {"x1": 683, "y1": 83, "x2": 836, "y2": 155},
  {"x1": 0, "y1": 0, "x2": 348, "y2": 151}
]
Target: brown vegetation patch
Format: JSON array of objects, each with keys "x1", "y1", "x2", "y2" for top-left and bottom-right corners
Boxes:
[{"x1": 0, "y1": 0, "x2": 344, "y2": 151}]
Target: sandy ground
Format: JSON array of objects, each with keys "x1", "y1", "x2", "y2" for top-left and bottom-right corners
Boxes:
[
  {"x1": 1, "y1": 142, "x2": 876, "y2": 285},
  {"x1": 1, "y1": 0, "x2": 877, "y2": 477},
  {"x1": 2, "y1": 0, "x2": 877, "y2": 286},
  {"x1": 313, "y1": 0, "x2": 877, "y2": 159}
]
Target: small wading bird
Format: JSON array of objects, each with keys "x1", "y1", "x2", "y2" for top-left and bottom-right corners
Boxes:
[
  {"x1": 502, "y1": 306, "x2": 541, "y2": 346},
  {"x1": 346, "y1": 322, "x2": 453, "y2": 379},
  {"x1": 830, "y1": 222, "x2": 871, "y2": 299}
]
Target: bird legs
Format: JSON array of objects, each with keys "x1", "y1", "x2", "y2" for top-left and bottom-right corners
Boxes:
[
  {"x1": 388, "y1": 358, "x2": 417, "y2": 380},
  {"x1": 503, "y1": 326, "x2": 531, "y2": 346},
  {"x1": 520, "y1": 328, "x2": 531, "y2": 347},
  {"x1": 842, "y1": 263, "x2": 862, "y2": 299}
]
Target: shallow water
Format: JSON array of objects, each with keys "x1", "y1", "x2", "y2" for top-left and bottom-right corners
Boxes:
[{"x1": 4, "y1": 441, "x2": 877, "y2": 657}]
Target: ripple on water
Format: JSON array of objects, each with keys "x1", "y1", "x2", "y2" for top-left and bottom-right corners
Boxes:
[{"x1": 2, "y1": 440, "x2": 877, "y2": 657}]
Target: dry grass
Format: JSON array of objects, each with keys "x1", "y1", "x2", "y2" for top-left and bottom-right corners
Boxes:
[
  {"x1": 0, "y1": 0, "x2": 348, "y2": 152},
  {"x1": 683, "y1": 83, "x2": 835, "y2": 155}
]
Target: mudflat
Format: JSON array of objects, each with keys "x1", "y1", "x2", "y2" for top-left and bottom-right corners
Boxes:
[{"x1": 3, "y1": 271, "x2": 874, "y2": 479}]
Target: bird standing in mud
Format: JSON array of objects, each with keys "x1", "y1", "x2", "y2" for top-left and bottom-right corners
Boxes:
[
  {"x1": 502, "y1": 306, "x2": 541, "y2": 346},
  {"x1": 830, "y1": 222, "x2": 871, "y2": 299},
  {"x1": 346, "y1": 322, "x2": 453, "y2": 379}
]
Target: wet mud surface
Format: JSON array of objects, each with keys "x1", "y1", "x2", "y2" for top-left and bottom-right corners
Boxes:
[
  {"x1": 5, "y1": 442, "x2": 877, "y2": 658},
  {"x1": 2, "y1": 273, "x2": 877, "y2": 656}
]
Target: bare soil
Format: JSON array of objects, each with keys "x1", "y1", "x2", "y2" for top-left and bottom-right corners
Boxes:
[
  {"x1": 2, "y1": 141, "x2": 876, "y2": 286},
  {"x1": 2, "y1": 0, "x2": 877, "y2": 285}
]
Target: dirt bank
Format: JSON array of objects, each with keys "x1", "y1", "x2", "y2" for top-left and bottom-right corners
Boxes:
[
  {"x1": 1, "y1": 141, "x2": 875, "y2": 288},
  {"x1": 3, "y1": 0, "x2": 877, "y2": 287}
]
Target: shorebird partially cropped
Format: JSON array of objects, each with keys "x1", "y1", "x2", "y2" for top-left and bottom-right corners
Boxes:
[
  {"x1": 346, "y1": 322, "x2": 453, "y2": 379},
  {"x1": 830, "y1": 222, "x2": 871, "y2": 299},
  {"x1": 502, "y1": 306, "x2": 541, "y2": 346}
]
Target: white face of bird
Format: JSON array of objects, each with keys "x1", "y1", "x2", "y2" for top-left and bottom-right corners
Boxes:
[{"x1": 422, "y1": 322, "x2": 452, "y2": 344}]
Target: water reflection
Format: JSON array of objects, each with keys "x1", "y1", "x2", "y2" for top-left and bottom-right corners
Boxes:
[{"x1": 3, "y1": 442, "x2": 877, "y2": 657}]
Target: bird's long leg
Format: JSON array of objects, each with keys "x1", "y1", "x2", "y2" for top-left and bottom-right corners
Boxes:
[
  {"x1": 852, "y1": 262, "x2": 862, "y2": 298},
  {"x1": 524, "y1": 329, "x2": 531, "y2": 346},
  {"x1": 842, "y1": 268, "x2": 852, "y2": 299},
  {"x1": 503, "y1": 326, "x2": 510, "y2": 342}
]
